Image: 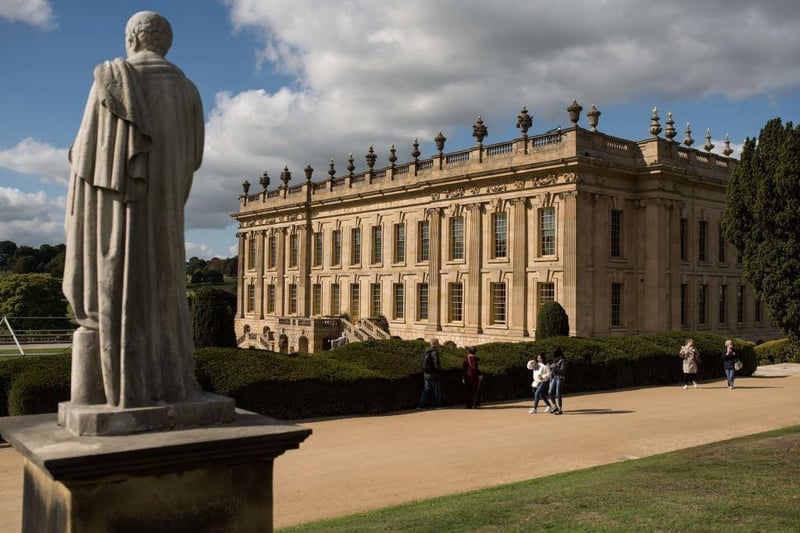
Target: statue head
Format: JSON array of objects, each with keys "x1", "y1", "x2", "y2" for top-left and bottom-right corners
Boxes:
[{"x1": 125, "y1": 11, "x2": 173, "y2": 57}]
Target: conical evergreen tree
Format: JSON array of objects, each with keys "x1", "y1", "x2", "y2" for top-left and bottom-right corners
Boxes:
[{"x1": 723, "y1": 118, "x2": 800, "y2": 340}]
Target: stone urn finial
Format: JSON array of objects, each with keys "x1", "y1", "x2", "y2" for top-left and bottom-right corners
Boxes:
[
  {"x1": 304, "y1": 164, "x2": 313, "y2": 182},
  {"x1": 649, "y1": 107, "x2": 662, "y2": 137},
  {"x1": 586, "y1": 104, "x2": 601, "y2": 132},
  {"x1": 280, "y1": 166, "x2": 291, "y2": 187},
  {"x1": 389, "y1": 143, "x2": 397, "y2": 167},
  {"x1": 516, "y1": 105, "x2": 532, "y2": 135},
  {"x1": 567, "y1": 99, "x2": 582, "y2": 126},
  {"x1": 328, "y1": 158, "x2": 336, "y2": 179},
  {"x1": 259, "y1": 171, "x2": 270, "y2": 191},
  {"x1": 683, "y1": 122, "x2": 694, "y2": 147},
  {"x1": 434, "y1": 132, "x2": 447, "y2": 155},
  {"x1": 241, "y1": 179, "x2": 250, "y2": 195},
  {"x1": 664, "y1": 111, "x2": 676, "y2": 142},
  {"x1": 704, "y1": 128, "x2": 715, "y2": 152},
  {"x1": 365, "y1": 146, "x2": 376, "y2": 171},
  {"x1": 472, "y1": 116, "x2": 488, "y2": 145},
  {"x1": 411, "y1": 138, "x2": 421, "y2": 162},
  {"x1": 722, "y1": 133, "x2": 733, "y2": 156}
]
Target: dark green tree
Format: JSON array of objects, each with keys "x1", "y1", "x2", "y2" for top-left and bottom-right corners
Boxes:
[
  {"x1": 0, "y1": 240, "x2": 17, "y2": 269},
  {"x1": 190, "y1": 270, "x2": 205, "y2": 284},
  {"x1": 535, "y1": 301, "x2": 570, "y2": 340},
  {"x1": 0, "y1": 273, "x2": 68, "y2": 329},
  {"x1": 223, "y1": 256, "x2": 238, "y2": 278},
  {"x1": 206, "y1": 270, "x2": 224, "y2": 284},
  {"x1": 191, "y1": 287, "x2": 236, "y2": 348},
  {"x1": 723, "y1": 118, "x2": 800, "y2": 340}
]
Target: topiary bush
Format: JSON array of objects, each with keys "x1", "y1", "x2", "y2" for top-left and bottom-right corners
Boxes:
[
  {"x1": 191, "y1": 287, "x2": 236, "y2": 348},
  {"x1": 535, "y1": 301, "x2": 570, "y2": 340}
]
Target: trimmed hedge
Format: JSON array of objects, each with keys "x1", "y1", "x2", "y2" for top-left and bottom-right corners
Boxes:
[
  {"x1": 0, "y1": 353, "x2": 71, "y2": 416},
  {"x1": 0, "y1": 332, "x2": 758, "y2": 419},
  {"x1": 754, "y1": 338, "x2": 800, "y2": 364}
]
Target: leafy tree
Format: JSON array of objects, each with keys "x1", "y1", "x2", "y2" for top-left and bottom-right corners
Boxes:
[
  {"x1": 206, "y1": 270, "x2": 224, "y2": 284},
  {"x1": 191, "y1": 287, "x2": 236, "y2": 348},
  {"x1": 190, "y1": 270, "x2": 205, "y2": 284},
  {"x1": 186, "y1": 256, "x2": 207, "y2": 276},
  {"x1": 0, "y1": 273, "x2": 68, "y2": 329},
  {"x1": 223, "y1": 256, "x2": 238, "y2": 278},
  {"x1": 723, "y1": 118, "x2": 800, "y2": 340},
  {"x1": 0, "y1": 240, "x2": 18, "y2": 269},
  {"x1": 536, "y1": 301, "x2": 570, "y2": 340},
  {"x1": 11, "y1": 255, "x2": 38, "y2": 274}
]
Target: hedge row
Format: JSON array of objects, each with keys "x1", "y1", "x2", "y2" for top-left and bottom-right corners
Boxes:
[
  {"x1": 0, "y1": 332, "x2": 757, "y2": 419},
  {"x1": 754, "y1": 338, "x2": 800, "y2": 364}
]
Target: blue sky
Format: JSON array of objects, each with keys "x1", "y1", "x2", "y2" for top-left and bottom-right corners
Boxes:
[{"x1": 2, "y1": 1, "x2": 800, "y2": 259}]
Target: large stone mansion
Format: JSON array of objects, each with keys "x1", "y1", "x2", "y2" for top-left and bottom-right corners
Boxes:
[{"x1": 232, "y1": 102, "x2": 779, "y2": 353}]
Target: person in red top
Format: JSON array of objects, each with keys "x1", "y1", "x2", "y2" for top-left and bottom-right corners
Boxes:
[{"x1": 462, "y1": 346, "x2": 482, "y2": 408}]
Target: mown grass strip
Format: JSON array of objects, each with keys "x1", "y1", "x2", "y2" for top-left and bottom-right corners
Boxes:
[{"x1": 281, "y1": 426, "x2": 800, "y2": 532}]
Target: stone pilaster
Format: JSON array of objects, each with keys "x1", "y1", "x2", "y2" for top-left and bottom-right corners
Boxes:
[
  {"x1": 255, "y1": 230, "x2": 265, "y2": 319},
  {"x1": 465, "y1": 202, "x2": 483, "y2": 334},
  {"x1": 509, "y1": 198, "x2": 528, "y2": 336},
  {"x1": 276, "y1": 228, "x2": 286, "y2": 316},
  {"x1": 425, "y1": 208, "x2": 442, "y2": 332},
  {"x1": 236, "y1": 232, "x2": 246, "y2": 318},
  {"x1": 559, "y1": 191, "x2": 578, "y2": 335},
  {"x1": 297, "y1": 224, "x2": 310, "y2": 316}
]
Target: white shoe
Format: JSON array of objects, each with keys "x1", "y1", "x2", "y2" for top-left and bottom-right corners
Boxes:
[
  {"x1": 683, "y1": 385, "x2": 688, "y2": 389},
  {"x1": 693, "y1": 381, "x2": 697, "y2": 388},
  {"x1": 528, "y1": 408, "x2": 536, "y2": 414},
  {"x1": 544, "y1": 406, "x2": 551, "y2": 413}
]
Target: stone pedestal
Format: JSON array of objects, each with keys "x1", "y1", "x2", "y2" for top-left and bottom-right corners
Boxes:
[
  {"x1": 58, "y1": 392, "x2": 236, "y2": 436},
  {"x1": 0, "y1": 409, "x2": 311, "y2": 532}
]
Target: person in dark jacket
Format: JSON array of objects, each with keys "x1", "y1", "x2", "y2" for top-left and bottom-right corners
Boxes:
[
  {"x1": 722, "y1": 339, "x2": 737, "y2": 389},
  {"x1": 418, "y1": 338, "x2": 442, "y2": 409},
  {"x1": 462, "y1": 346, "x2": 482, "y2": 408},
  {"x1": 548, "y1": 346, "x2": 566, "y2": 414}
]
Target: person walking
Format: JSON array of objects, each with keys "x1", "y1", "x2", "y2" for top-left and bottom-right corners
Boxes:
[
  {"x1": 548, "y1": 346, "x2": 566, "y2": 414},
  {"x1": 526, "y1": 353, "x2": 555, "y2": 414},
  {"x1": 418, "y1": 338, "x2": 442, "y2": 409},
  {"x1": 722, "y1": 339, "x2": 737, "y2": 389},
  {"x1": 679, "y1": 338, "x2": 700, "y2": 389},
  {"x1": 462, "y1": 346, "x2": 482, "y2": 408}
]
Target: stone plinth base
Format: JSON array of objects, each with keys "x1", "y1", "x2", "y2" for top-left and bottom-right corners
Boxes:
[
  {"x1": 58, "y1": 392, "x2": 236, "y2": 436},
  {"x1": 0, "y1": 409, "x2": 311, "y2": 532}
]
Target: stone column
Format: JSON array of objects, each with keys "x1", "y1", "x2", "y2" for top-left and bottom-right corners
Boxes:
[
  {"x1": 642, "y1": 198, "x2": 670, "y2": 332},
  {"x1": 559, "y1": 191, "x2": 578, "y2": 335},
  {"x1": 276, "y1": 228, "x2": 286, "y2": 316},
  {"x1": 236, "y1": 232, "x2": 246, "y2": 318},
  {"x1": 297, "y1": 224, "x2": 310, "y2": 316},
  {"x1": 255, "y1": 230, "x2": 265, "y2": 319},
  {"x1": 509, "y1": 198, "x2": 528, "y2": 336},
  {"x1": 465, "y1": 203, "x2": 483, "y2": 334},
  {"x1": 425, "y1": 208, "x2": 442, "y2": 332}
]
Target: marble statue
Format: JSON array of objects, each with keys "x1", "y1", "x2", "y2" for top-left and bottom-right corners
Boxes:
[{"x1": 64, "y1": 11, "x2": 204, "y2": 409}]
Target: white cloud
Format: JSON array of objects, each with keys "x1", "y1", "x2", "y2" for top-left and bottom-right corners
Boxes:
[
  {"x1": 185, "y1": 241, "x2": 216, "y2": 260},
  {"x1": 0, "y1": 186, "x2": 65, "y2": 245},
  {"x1": 0, "y1": 0, "x2": 56, "y2": 29},
  {"x1": 202, "y1": 0, "x2": 800, "y2": 190},
  {"x1": 0, "y1": 138, "x2": 69, "y2": 184}
]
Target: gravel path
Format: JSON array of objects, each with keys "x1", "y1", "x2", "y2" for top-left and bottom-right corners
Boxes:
[{"x1": 0, "y1": 364, "x2": 797, "y2": 530}]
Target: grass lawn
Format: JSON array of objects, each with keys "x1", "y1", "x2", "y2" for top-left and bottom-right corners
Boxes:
[{"x1": 281, "y1": 426, "x2": 800, "y2": 532}]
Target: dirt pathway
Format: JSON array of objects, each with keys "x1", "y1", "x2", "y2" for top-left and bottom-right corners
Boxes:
[{"x1": 0, "y1": 365, "x2": 797, "y2": 530}]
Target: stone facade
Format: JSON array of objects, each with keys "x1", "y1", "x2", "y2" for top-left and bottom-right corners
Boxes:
[{"x1": 232, "y1": 106, "x2": 780, "y2": 353}]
